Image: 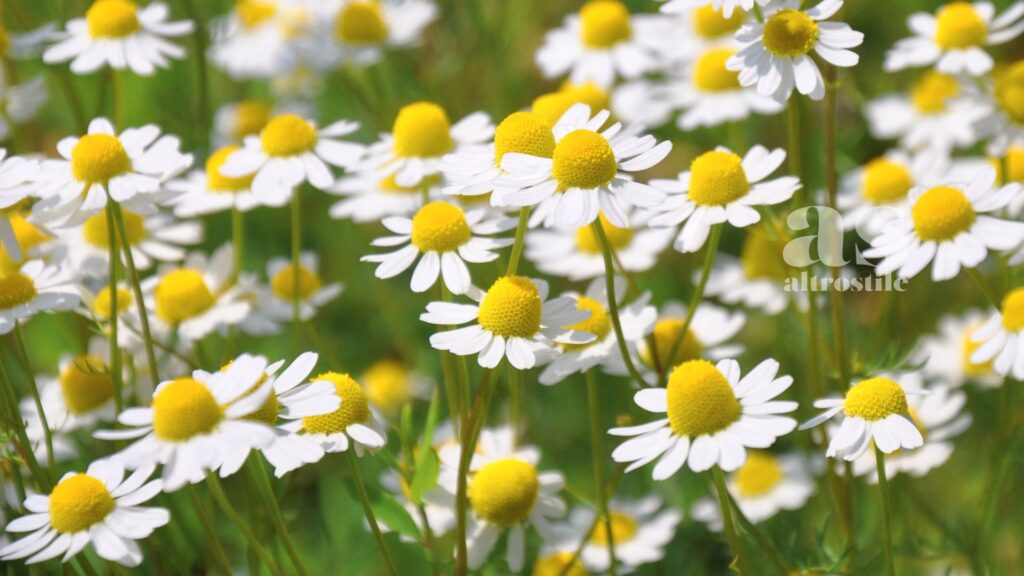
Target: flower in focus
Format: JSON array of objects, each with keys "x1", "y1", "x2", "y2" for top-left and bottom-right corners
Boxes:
[
  {"x1": 293, "y1": 371, "x2": 388, "y2": 455},
  {"x1": 264, "y1": 251, "x2": 342, "y2": 320},
  {"x1": 0, "y1": 260, "x2": 80, "y2": 335},
  {"x1": 691, "y1": 452, "x2": 814, "y2": 527},
  {"x1": 970, "y1": 287, "x2": 1024, "y2": 380},
  {"x1": 563, "y1": 496, "x2": 682, "y2": 573}
]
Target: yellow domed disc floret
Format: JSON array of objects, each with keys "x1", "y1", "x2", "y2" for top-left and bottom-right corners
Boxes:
[
  {"x1": 72, "y1": 134, "x2": 131, "y2": 184},
  {"x1": 643, "y1": 318, "x2": 703, "y2": 370},
  {"x1": 991, "y1": 145, "x2": 1023, "y2": 185},
  {"x1": 207, "y1": 146, "x2": 256, "y2": 192},
  {"x1": 579, "y1": 0, "x2": 632, "y2": 48},
  {"x1": 911, "y1": 72, "x2": 960, "y2": 114},
  {"x1": 92, "y1": 285, "x2": 132, "y2": 319},
  {"x1": 410, "y1": 201, "x2": 472, "y2": 253},
  {"x1": 994, "y1": 60, "x2": 1024, "y2": 126},
  {"x1": 531, "y1": 84, "x2": 609, "y2": 126},
  {"x1": 235, "y1": 0, "x2": 277, "y2": 29},
  {"x1": 86, "y1": 0, "x2": 140, "y2": 39},
  {"x1": 693, "y1": 5, "x2": 744, "y2": 38},
  {"x1": 260, "y1": 114, "x2": 318, "y2": 157},
  {"x1": 222, "y1": 367, "x2": 279, "y2": 425},
  {"x1": 336, "y1": 1, "x2": 389, "y2": 44},
  {"x1": 478, "y1": 276, "x2": 542, "y2": 338},
  {"x1": 154, "y1": 269, "x2": 215, "y2": 324},
  {"x1": 82, "y1": 209, "x2": 146, "y2": 248},
  {"x1": 843, "y1": 377, "x2": 908, "y2": 421},
  {"x1": 934, "y1": 2, "x2": 987, "y2": 49},
  {"x1": 740, "y1": 227, "x2": 787, "y2": 281},
  {"x1": 862, "y1": 158, "x2": 913, "y2": 204},
  {"x1": 468, "y1": 458, "x2": 539, "y2": 526},
  {"x1": 575, "y1": 213, "x2": 633, "y2": 254},
  {"x1": 693, "y1": 48, "x2": 742, "y2": 92},
  {"x1": 552, "y1": 130, "x2": 617, "y2": 191},
  {"x1": 0, "y1": 272, "x2": 37, "y2": 310},
  {"x1": 270, "y1": 263, "x2": 322, "y2": 300},
  {"x1": 49, "y1": 474, "x2": 115, "y2": 533},
  {"x1": 494, "y1": 112, "x2": 556, "y2": 165},
  {"x1": 302, "y1": 372, "x2": 370, "y2": 434},
  {"x1": 688, "y1": 150, "x2": 749, "y2": 206},
  {"x1": 666, "y1": 360, "x2": 740, "y2": 437},
  {"x1": 532, "y1": 552, "x2": 588, "y2": 576},
  {"x1": 363, "y1": 360, "x2": 412, "y2": 414},
  {"x1": 393, "y1": 102, "x2": 454, "y2": 158},
  {"x1": 763, "y1": 9, "x2": 819, "y2": 57},
  {"x1": 231, "y1": 100, "x2": 272, "y2": 140},
  {"x1": 590, "y1": 512, "x2": 637, "y2": 546},
  {"x1": 59, "y1": 356, "x2": 115, "y2": 414},
  {"x1": 1001, "y1": 288, "x2": 1024, "y2": 331},
  {"x1": 152, "y1": 378, "x2": 224, "y2": 441},
  {"x1": 562, "y1": 296, "x2": 611, "y2": 350},
  {"x1": 733, "y1": 451, "x2": 784, "y2": 497},
  {"x1": 911, "y1": 186, "x2": 975, "y2": 242},
  {"x1": 961, "y1": 323, "x2": 995, "y2": 376}
]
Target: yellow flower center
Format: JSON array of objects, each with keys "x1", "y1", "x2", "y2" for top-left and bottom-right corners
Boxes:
[
  {"x1": 580, "y1": 0, "x2": 632, "y2": 48},
  {"x1": 93, "y1": 285, "x2": 133, "y2": 319},
  {"x1": 0, "y1": 272, "x2": 37, "y2": 309},
  {"x1": 154, "y1": 268, "x2": 216, "y2": 324},
  {"x1": 994, "y1": 60, "x2": 1024, "y2": 126},
  {"x1": 552, "y1": 130, "x2": 617, "y2": 191},
  {"x1": 911, "y1": 72, "x2": 960, "y2": 114},
  {"x1": 862, "y1": 158, "x2": 913, "y2": 204},
  {"x1": 689, "y1": 150, "x2": 749, "y2": 206},
  {"x1": 591, "y1": 512, "x2": 637, "y2": 546},
  {"x1": 843, "y1": 377, "x2": 908, "y2": 421},
  {"x1": 270, "y1": 263, "x2": 323, "y2": 300},
  {"x1": 302, "y1": 372, "x2": 370, "y2": 434},
  {"x1": 934, "y1": 2, "x2": 987, "y2": 49},
  {"x1": 961, "y1": 322, "x2": 995, "y2": 376},
  {"x1": 1001, "y1": 288, "x2": 1024, "y2": 331},
  {"x1": 911, "y1": 186, "x2": 975, "y2": 242},
  {"x1": 0, "y1": 27, "x2": 9, "y2": 57},
  {"x1": 152, "y1": 378, "x2": 225, "y2": 441},
  {"x1": 260, "y1": 114, "x2": 318, "y2": 157},
  {"x1": 693, "y1": 47, "x2": 742, "y2": 92},
  {"x1": 531, "y1": 83, "x2": 609, "y2": 126},
  {"x1": 86, "y1": 0, "x2": 140, "y2": 39},
  {"x1": 82, "y1": 209, "x2": 146, "y2": 248},
  {"x1": 478, "y1": 276, "x2": 542, "y2": 338},
  {"x1": 494, "y1": 112, "x2": 556, "y2": 165},
  {"x1": 230, "y1": 100, "x2": 271, "y2": 140},
  {"x1": 991, "y1": 145, "x2": 1024, "y2": 185},
  {"x1": 410, "y1": 201, "x2": 472, "y2": 253},
  {"x1": 666, "y1": 360, "x2": 741, "y2": 437},
  {"x1": 741, "y1": 227, "x2": 787, "y2": 280},
  {"x1": 562, "y1": 296, "x2": 611, "y2": 350},
  {"x1": 392, "y1": 102, "x2": 454, "y2": 158},
  {"x1": 207, "y1": 146, "x2": 255, "y2": 192},
  {"x1": 763, "y1": 9, "x2": 819, "y2": 57},
  {"x1": 48, "y1": 474, "x2": 115, "y2": 533},
  {"x1": 643, "y1": 318, "x2": 703, "y2": 370},
  {"x1": 533, "y1": 552, "x2": 588, "y2": 576},
  {"x1": 1, "y1": 213, "x2": 51, "y2": 272},
  {"x1": 733, "y1": 451, "x2": 784, "y2": 497},
  {"x1": 71, "y1": 134, "x2": 131, "y2": 184},
  {"x1": 575, "y1": 213, "x2": 633, "y2": 254},
  {"x1": 693, "y1": 5, "x2": 744, "y2": 38},
  {"x1": 379, "y1": 173, "x2": 439, "y2": 194},
  {"x1": 223, "y1": 369, "x2": 279, "y2": 425},
  {"x1": 468, "y1": 458, "x2": 539, "y2": 526},
  {"x1": 336, "y1": 1, "x2": 389, "y2": 44},
  {"x1": 236, "y1": 0, "x2": 277, "y2": 29},
  {"x1": 363, "y1": 360, "x2": 412, "y2": 414},
  {"x1": 59, "y1": 356, "x2": 115, "y2": 414}
]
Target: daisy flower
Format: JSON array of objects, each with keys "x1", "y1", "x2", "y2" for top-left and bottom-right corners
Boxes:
[
  {"x1": 43, "y1": 0, "x2": 194, "y2": 76},
  {"x1": 649, "y1": 145, "x2": 800, "y2": 253},
  {"x1": 629, "y1": 303, "x2": 746, "y2": 381},
  {"x1": 213, "y1": 99, "x2": 272, "y2": 146},
  {"x1": 362, "y1": 200, "x2": 515, "y2": 295},
  {"x1": 611, "y1": 358, "x2": 798, "y2": 478},
  {"x1": 229, "y1": 272, "x2": 284, "y2": 337},
  {"x1": 421, "y1": 276, "x2": 595, "y2": 370},
  {"x1": 328, "y1": 169, "x2": 438, "y2": 222},
  {"x1": 20, "y1": 343, "x2": 119, "y2": 439},
  {"x1": 208, "y1": 0, "x2": 307, "y2": 79},
  {"x1": 290, "y1": 371, "x2": 388, "y2": 455},
  {"x1": 531, "y1": 550, "x2": 588, "y2": 576},
  {"x1": 0, "y1": 23, "x2": 55, "y2": 61},
  {"x1": 531, "y1": 83, "x2": 610, "y2": 127},
  {"x1": 0, "y1": 461, "x2": 167, "y2": 566},
  {"x1": 96, "y1": 354, "x2": 278, "y2": 490},
  {"x1": 496, "y1": 104, "x2": 671, "y2": 229},
  {"x1": 703, "y1": 227, "x2": 792, "y2": 315},
  {"x1": 30, "y1": 118, "x2": 192, "y2": 228},
  {"x1": 263, "y1": 251, "x2": 343, "y2": 320},
  {"x1": 661, "y1": 0, "x2": 770, "y2": 19},
  {"x1": 655, "y1": 3, "x2": 750, "y2": 64},
  {"x1": 0, "y1": 77, "x2": 49, "y2": 145},
  {"x1": 973, "y1": 58, "x2": 1024, "y2": 155},
  {"x1": 884, "y1": 1, "x2": 1024, "y2": 77},
  {"x1": 361, "y1": 359, "x2": 432, "y2": 418},
  {"x1": 539, "y1": 277, "x2": 656, "y2": 386},
  {"x1": 726, "y1": 0, "x2": 863, "y2": 103},
  {"x1": 800, "y1": 373, "x2": 927, "y2": 461},
  {"x1": 314, "y1": 0, "x2": 438, "y2": 68},
  {"x1": 970, "y1": 287, "x2": 1024, "y2": 380},
  {"x1": 838, "y1": 150, "x2": 948, "y2": 237},
  {"x1": 915, "y1": 310, "x2": 1002, "y2": 387},
  {"x1": 563, "y1": 497, "x2": 682, "y2": 573},
  {"x1": 361, "y1": 101, "x2": 492, "y2": 188},
  {"x1": 535, "y1": 0, "x2": 661, "y2": 88},
  {"x1": 166, "y1": 145, "x2": 282, "y2": 217},
  {"x1": 0, "y1": 260, "x2": 80, "y2": 335},
  {"x1": 691, "y1": 452, "x2": 814, "y2": 527},
  {"x1": 863, "y1": 167, "x2": 1024, "y2": 282},
  {"x1": 0, "y1": 149, "x2": 40, "y2": 262}
]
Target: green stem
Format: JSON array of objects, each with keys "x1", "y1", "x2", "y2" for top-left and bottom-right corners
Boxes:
[
  {"x1": 593, "y1": 220, "x2": 646, "y2": 387},
  {"x1": 104, "y1": 206, "x2": 125, "y2": 416},
  {"x1": 823, "y1": 64, "x2": 850, "y2": 392},
  {"x1": 0, "y1": 352, "x2": 47, "y2": 488},
  {"x1": 290, "y1": 188, "x2": 302, "y2": 355},
  {"x1": 966, "y1": 267, "x2": 999, "y2": 308},
  {"x1": 345, "y1": 451, "x2": 400, "y2": 576},
  {"x1": 110, "y1": 202, "x2": 161, "y2": 386},
  {"x1": 12, "y1": 323, "x2": 55, "y2": 481},
  {"x1": 875, "y1": 448, "x2": 896, "y2": 576},
  {"x1": 455, "y1": 368, "x2": 495, "y2": 576},
  {"x1": 505, "y1": 207, "x2": 529, "y2": 276},
  {"x1": 247, "y1": 460, "x2": 309, "y2": 576},
  {"x1": 232, "y1": 206, "x2": 244, "y2": 281},
  {"x1": 712, "y1": 467, "x2": 747, "y2": 575},
  {"x1": 206, "y1": 475, "x2": 283, "y2": 576},
  {"x1": 725, "y1": 490, "x2": 792, "y2": 574},
  {"x1": 178, "y1": 0, "x2": 211, "y2": 150},
  {"x1": 786, "y1": 98, "x2": 802, "y2": 198},
  {"x1": 185, "y1": 485, "x2": 233, "y2": 576},
  {"x1": 585, "y1": 370, "x2": 616, "y2": 575}
]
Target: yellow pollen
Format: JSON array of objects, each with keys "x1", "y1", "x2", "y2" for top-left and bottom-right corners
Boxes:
[
  {"x1": 59, "y1": 356, "x2": 115, "y2": 414},
  {"x1": 562, "y1": 296, "x2": 611, "y2": 349},
  {"x1": 533, "y1": 552, "x2": 589, "y2": 576},
  {"x1": 71, "y1": 134, "x2": 131, "y2": 184},
  {"x1": 741, "y1": 227, "x2": 787, "y2": 281},
  {"x1": 733, "y1": 451, "x2": 784, "y2": 497},
  {"x1": 82, "y1": 209, "x2": 146, "y2": 248},
  {"x1": 862, "y1": 158, "x2": 913, "y2": 204},
  {"x1": 934, "y1": 2, "x2": 987, "y2": 49},
  {"x1": 994, "y1": 60, "x2": 1024, "y2": 126},
  {"x1": 962, "y1": 323, "x2": 994, "y2": 376},
  {"x1": 93, "y1": 285, "x2": 132, "y2": 319},
  {"x1": 494, "y1": 112, "x2": 556, "y2": 165},
  {"x1": 478, "y1": 276, "x2": 542, "y2": 338},
  {"x1": 231, "y1": 100, "x2": 271, "y2": 140},
  {"x1": 336, "y1": 1, "x2": 389, "y2": 44},
  {"x1": 86, "y1": 0, "x2": 140, "y2": 39},
  {"x1": 693, "y1": 48, "x2": 742, "y2": 92},
  {"x1": 207, "y1": 146, "x2": 255, "y2": 192},
  {"x1": 48, "y1": 474, "x2": 115, "y2": 533},
  {"x1": 666, "y1": 360, "x2": 741, "y2": 437},
  {"x1": 236, "y1": 0, "x2": 277, "y2": 29},
  {"x1": 302, "y1": 372, "x2": 370, "y2": 434},
  {"x1": 379, "y1": 173, "x2": 440, "y2": 194},
  {"x1": 0, "y1": 272, "x2": 37, "y2": 310},
  {"x1": 575, "y1": 213, "x2": 633, "y2": 254},
  {"x1": 363, "y1": 360, "x2": 412, "y2": 414},
  {"x1": 580, "y1": 0, "x2": 632, "y2": 48},
  {"x1": 843, "y1": 377, "x2": 908, "y2": 421},
  {"x1": 531, "y1": 83, "x2": 609, "y2": 126},
  {"x1": 689, "y1": 150, "x2": 749, "y2": 206},
  {"x1": 1001, "y1": 288, "x2": 1024, "y2": 331},
  {"x1": 152, "y1": 378, "x2": 224, "y2": 441},
  {"x1": 643, "y1": 318, "x2": 703, "y2": 370},
  {"x1": 591, "y1": 512, "x2": 637, "y2": 546},
  {"x1": 260, "y1": 114, "x2": 318, "y2": 157},
  {"x1": 154, "y1": 268, "x2": 215, "y2": 324},
  {"x1": 911, "y1": 186, "x2": 975, "y2": 242},
  {"x1": 763, "y1": 9, "x2": 819, "y2": 57},
  {"x1": 552, "y1": 130, "x2": 617, "y2": 191},
  {"x1": 693, "y1": 5, "x2": 745, "y2": 38},
  {"x1": 468, "y1": 458, "x2": 539, "y2": 526},
  {"x1": 410, "y1": 201, "x2": 472, "y2": 253},
  {"x1": 392, "y1": 102, "x2": 454, "y2": 158},
  {"x1": 911, "y1": 72, "x2": 960, "y2": 114},
  {"x1": 270, "y1": 263, "x2": 323, "y2": 300}
]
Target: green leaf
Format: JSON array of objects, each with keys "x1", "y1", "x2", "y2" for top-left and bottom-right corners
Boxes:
[
  {"x1": 372, "y1": 492, "x2": 421, "y2": 540},
  {"x1": 410, "y1": 446, "x2": 439, "y2": 502}
]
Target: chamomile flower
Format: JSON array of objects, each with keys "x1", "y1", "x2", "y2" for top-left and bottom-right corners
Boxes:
[
  {"x1": 838, "y1": 150, "x2": 948, "y2": 236},
  {"x1": 726, "y1": 0, "x2": 863, "y2": 103},
  {"x1": 884, "y1": 2, "x2": 1024, "y2": 77},
  {"x1": 496, "y1": 104, "x2": 671, "y2": 229},
  {"x1": 915, "y1": 310, "x2": 1001, "y2": 387},
  {"x1": 539, "y1": 277, "x2": 656, "y2": 386},
  {"x1": 649, "y1": 145, "x2": 800, "y2": 253},
  {"x1": 209, "y1": 0, "x2": 305, "y2": 79},
  {"x1": 655, "y1": 3, "x2": 750, "y2": 64},
  {"x1": 361, "y1": 359, "x2": 432, "y2": 417},
  {"x1": 0, "y1": 260, "x2": 80, "y2": 335},
  {"x1": 230, "y1": 273, "x2": 283, "y2": 337},
  {"x1": 43, "y1": 0, "x2": 194, "y2": 76},
  {"x1": 95, "y1": 354, "x2": 278, "y2": 490},
  {"x1": 631, "y1": 303, "x2": 746, "y2": 381},
  {"x1": 863, "y1": 167, "x2": 1024, "y2": 282},
  {"x1": 0, "y1": 77, "x2": 49, "y2": 145},
  {"x1": 421, "y1": 276, "x2": 595, "y2": 370},
  {"x1": 213, "y1": 100, "x2": 273, "y2": 146},
  {"x1": 315, "y1": 0, "x2": 438, "y2": 68},
  {"x1": 30, "y1": 118, "x2": 192, "y2": 228},
  {"x1": 531, "y1": 83, "x2": 610, "y2": 127},
  {"x1": 328, "y1": 170, "x2": 438, "y2": 222},
  {"x1": 970, "y1": 287, "x2": 1024, "y2": 379},
  {"x1": 362, "y1": 101, "x2": 492, "y2": 188},
  {"x1": 291, "y1": 371, "x2": 388, "y2": 455},
  {"x1": 220, "y1": 113, "x2": 364, "y2": 203},
  {"x1": 20, "y1": 345, "x2": 119, "y2": 439},
  {"x1": 0, "y1": 461, "x2": 167, "y2": 566},
  {"x1": 0, "y1": 149, "x2": 40, "y2": 262},
  {"x1": 661, "y1": 0, "x2": 770, "y2": 19},
  {"x1": 691, "y1": 452, "x2": 814, "y2": 527},
  {"x1": 536, "y1": 1, "x2": 662, "y2": 88},
  {"x1": 611, "y1": 358, "x2": 797, "y2": 478},
  {"x1": 801, "y1": 373, "x2": 927, "y2": 461},
  {"x1": 362, "y1": 201, "x2": 515, "y2": 295},
  {"x1": 703, "y1": 227, "x2": 792, "y2": 315},
  {"x1": 973, "y1": 59, "x2": 1024, "y2": 155},
  {"x1": 564, "y1": 497, "x2": 682, "y2": 573},
  {"x1": 531, "y1": 550, "x2": 588, "y2": 576},
  {"x1": 262, "y1": 252, "x2": 342, "y2": 321},
  {"x1": 0, "y1": 23, "x2": 55, "y2": 61},
  {"x1": 166, "y1": 145, "x2": 282, "y2": 217}
]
